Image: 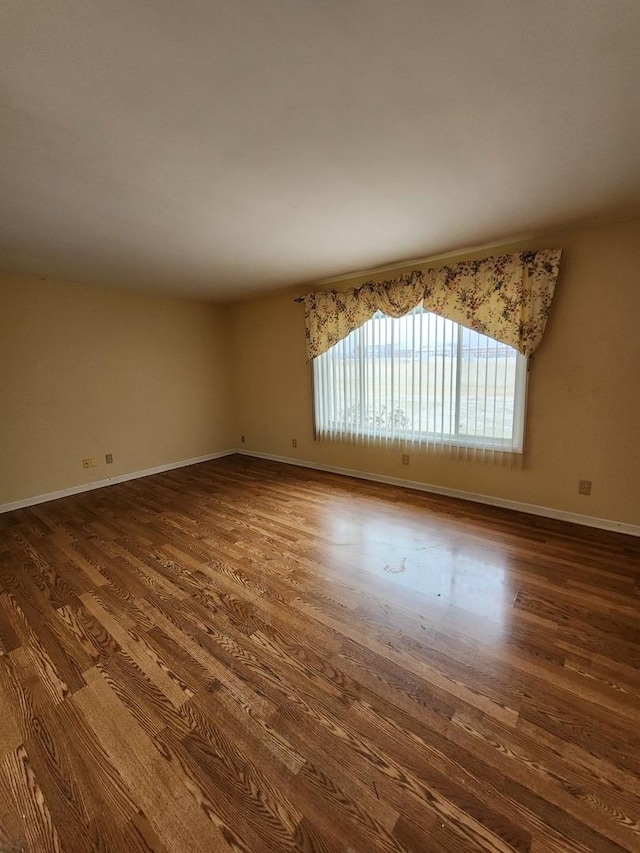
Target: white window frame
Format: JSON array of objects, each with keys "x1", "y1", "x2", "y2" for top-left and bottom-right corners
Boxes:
[{"x1": 312, "y1": 310, "x2": 529, "y2": 453}]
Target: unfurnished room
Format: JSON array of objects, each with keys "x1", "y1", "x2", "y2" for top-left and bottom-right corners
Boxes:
[{"x1": 1, "y1": 2, "x2": 640, "y2": 851}]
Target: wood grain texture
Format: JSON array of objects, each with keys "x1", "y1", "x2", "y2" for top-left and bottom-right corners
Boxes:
[{"x1": 0, "y1": 454, "x2": 639, "y2": 852}]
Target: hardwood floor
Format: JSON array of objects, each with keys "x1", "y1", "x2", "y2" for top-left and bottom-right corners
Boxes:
[{"x1": 0, "y1": 455, "x2": 639, "y2": 852}]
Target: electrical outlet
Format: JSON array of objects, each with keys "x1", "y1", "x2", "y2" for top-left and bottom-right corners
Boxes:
[
  {"x1": 578, "y1": 479, "x2": 592, "y2": 496},
  {"x1": 105, "y1": 453, "x2": 113, "y2": 464},
  {"x1": 292, "y1": 438, "x2": 297, "y2": 448},
  {"x1": 402, "y1": 454, "x2": 410, "y2": 465},
  {"x1": 82, "y1": 458, "x2": 91, "y2": 469},
  {"x1": 82, "y1": 457, "x2": 98, "y2": 469},
  {"x1": 241, "y1": 435, "x2": 245, "y2": 444}
]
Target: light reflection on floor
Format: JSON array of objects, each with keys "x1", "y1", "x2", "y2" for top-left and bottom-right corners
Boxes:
[{"x1": 323, "y1": 499, "x2": 514, "y2": 627}]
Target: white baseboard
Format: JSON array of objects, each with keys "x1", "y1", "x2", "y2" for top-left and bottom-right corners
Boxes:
[
  {"x1": 235, "y1": 449, "x2": 640, "y2": 538},
  {"x1": 4, "y1": 447, "x2": 638, "y2": 538},
  {"x1": 0, "y1": 450, "x2": 236, "y2": 515}
]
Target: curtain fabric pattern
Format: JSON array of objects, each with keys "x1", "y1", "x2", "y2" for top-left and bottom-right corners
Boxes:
[{"x1": 303, "y1": 249, "x2": 562, "y2": 360}]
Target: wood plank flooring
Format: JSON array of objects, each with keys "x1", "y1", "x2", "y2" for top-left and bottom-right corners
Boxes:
[{"x1": 0, "y1": 454, "x2": 639, "y2": 852}]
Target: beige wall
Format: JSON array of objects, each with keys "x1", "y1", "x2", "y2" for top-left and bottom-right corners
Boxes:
[
  {"x1": 3, "y1": 218, "x2": 639, "y2": 526},
  {"x1": 1, "y1": 272, "x2": 234, "y2": 505},
  {"x1": 230, "y1": 218, "x2": 640, "y2": 527}
]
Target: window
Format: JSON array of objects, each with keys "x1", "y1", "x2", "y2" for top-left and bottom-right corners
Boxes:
[{"x1": 313, "y1": 308, "x2": 528, "y2": 453}]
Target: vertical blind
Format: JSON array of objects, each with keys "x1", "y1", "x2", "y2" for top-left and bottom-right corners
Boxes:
[{"x1": 313, "y1": 308, "x2": 528, "y2": 457}]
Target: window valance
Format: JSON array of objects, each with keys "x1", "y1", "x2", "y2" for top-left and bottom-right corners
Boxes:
[{"x1": 302, "y1": 249, "x2": 562, "y2": 360}]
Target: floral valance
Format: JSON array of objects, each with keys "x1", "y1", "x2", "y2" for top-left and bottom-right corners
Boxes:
[{"x1": 302, "y1": 249, "x2": 562, "y2": 359}]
